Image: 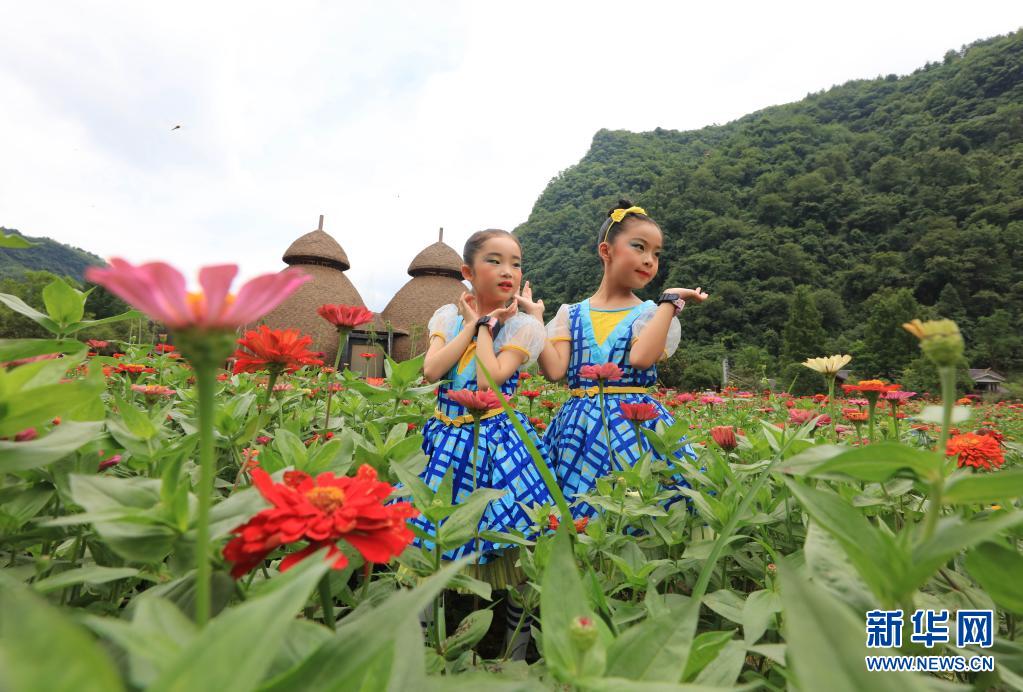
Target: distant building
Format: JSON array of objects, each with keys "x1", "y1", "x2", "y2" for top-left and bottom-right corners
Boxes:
[
  {"x1": 262, "y1": 217, "x2": 465, "y2": 375},
  {"x1": 968, "y1": 368, "x2": 1008, "y2": 394}
]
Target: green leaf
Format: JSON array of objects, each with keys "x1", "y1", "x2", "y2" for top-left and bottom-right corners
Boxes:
[
  {"x1": 42, "y1": 277, "x2": 86, "y2": 326},
  {"x1": 437, "y1": 487, "x2": 507, "y2": 551},
  {"x1": 64, "y1": 309, "x2": 141, "y2": 335},
  {"x1": 273, "y1": 429, "x2": 308, "y2": 469},
  {"x1": 804, "y1": 521, "x2": 875, "y2": 612},
  {"x1": 943, "y1": 469, "x2": 1023, "y2": 505},
  {"x1": 805, "y1": 442, "x2": 943, "y2": 483},
  {"x1": 783, "y1": 477, "x2": 901, "y2": 603},
  {"x1": 149, "y1": 551, "x2": 331, "y2": 692},
  {"x1": 965, "y1": 542, "x2": 1023, "y2": 614},
  {"x1": 441, "y1": 609, "x2": 493, "y2": 660},
  {"x1": 32, "y1": 565, "x2": 141, "y2": 593},
  {"x1": 0, "y1": 293, "x2": 60, "y2": 334},
  {"x1": 67, "y1": 474, "x2": 178, "y2": 563},
  {"x1": 541, "y1": 525, "x2": 605, "y2": 682},
  {"x1": 605, "y1": 596, "x2": 699, "y2": 682},
  {"x1": 907, "y1": 512, "x2": 1023, "y2": 596},
  {"x1": 390, "y1": 459, "x2": 435, "y2": 511},
  {"x1": 702, "y1": 589, "x2": 745, "y2": 624},
  {"x1": 259, "y1": 558, "x2": 468, "y2": 691},
  {"x1": 0, "y1": 575, "x2": 124, "y2": 692},
  {"x1": 84, "y1": 596, "x2": 197, "y2": 688},
  {"x1": 776, "y1": 559, "x2": 930, "y2": 692},
  {"x1": 0, "y1": 368, "x2": 105, "y2": 437},
  {"x1": 0, "y1": 338, "x2": 85, "y2": 362},
  {"x1": 0, "y1": 420, "x2": 104, "y2": 472},
  {"x1": 681, "y1": 630, "x2": 736, "y2": 681},
  {"x1": 693, "y1": 639, "x2": 746, "y2": 686},
  {"x1": 741, "y1": 589, "x2": 780, "y2": 646}
]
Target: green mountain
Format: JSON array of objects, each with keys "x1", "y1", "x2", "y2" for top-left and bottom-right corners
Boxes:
[
  {"x1": 517, "y1": 30, "x2": 1023, "y2": 386},
  {"x1": 0, "y1": 227, "x2": 105, "y2": 283}
]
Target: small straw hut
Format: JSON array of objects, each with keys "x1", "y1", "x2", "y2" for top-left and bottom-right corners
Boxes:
[
  {"x1": 263, "y1": 216, "x2": 395, "y2": 370},
  {"x1": 382, "y1": 228, "x2": 466, "y2": 361}
]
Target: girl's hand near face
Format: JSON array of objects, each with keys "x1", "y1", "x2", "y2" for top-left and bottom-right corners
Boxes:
[
  {"x1": 515, "y1": 280, "x2": 545, "y2": 322},
  {"x1": 488, "y1": 301, "x2": 519, "y2": 324},
  {"x1": 457, "y1": 292, "x2": 479, "y2": 324}
]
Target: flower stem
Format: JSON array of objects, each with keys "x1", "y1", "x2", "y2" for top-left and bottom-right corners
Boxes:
[
  {"x1": 195, "y1": 363, "x2": 216, "y2": 627},
  {"x1": 598, "y1": 382, "x2": 619, "y2": 472},
  {"x1": 321, "y1": 328, "x2": 350, "y2": 431},
  {"x1": 923, "y1": 366, "x2": 956, "y2": 541},
  {"x1": 318, "y1": 575, "x2": 336, "y2": 630}
]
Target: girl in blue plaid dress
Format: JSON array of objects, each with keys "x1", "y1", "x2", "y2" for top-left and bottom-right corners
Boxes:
[
  {"x1": 413, "y1": 230, "x2": 552, "y2": 576},
  {"x1": 538, "y1": 200, "x2": 708, "y2": 519}
]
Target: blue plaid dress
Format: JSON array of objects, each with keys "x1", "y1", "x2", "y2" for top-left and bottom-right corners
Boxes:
[
  {"x1": 410, "y1": 312, "x2": 554, "y2": 564},
  {"x1": 544, "y1": 299, "x2": 697, "y2": 519}
]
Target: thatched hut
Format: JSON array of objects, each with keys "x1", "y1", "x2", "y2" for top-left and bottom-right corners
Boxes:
[
  {"x1": 382, "y1": 229, "x2": 466, "y2": 361},
  {"x1": 262, "y1": 216, "x2": 396, "y2": 369}
]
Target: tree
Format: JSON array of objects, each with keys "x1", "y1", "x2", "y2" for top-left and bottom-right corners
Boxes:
[{"x1": 859, "y1": 288, "x2": 920, "y2": 379}]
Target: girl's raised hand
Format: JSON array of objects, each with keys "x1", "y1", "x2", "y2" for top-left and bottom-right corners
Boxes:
[
  {"x1": 515, "y1": 280, "x2": 545, "y2": 321},
  {"x1": 457, "y1": 292, "x2": 479, "y2": 324},
  {"x1": 663, "y1": 286, "x2": 709, "y2": 303}
]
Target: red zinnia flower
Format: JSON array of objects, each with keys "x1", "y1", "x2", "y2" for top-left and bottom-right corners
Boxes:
[
  {"x1": 579, "y1": 362, "x2": 624, "y2": 382},
  {"x1": 131, "y1": 384, "x2": 176, "y2": 399},
  {"x1": 541, "y1": 400, "x2": 556, "y2": 410},
  {"x1": 548, "y1": 514, "x2": 588, "y2": 532},
  {"x1": 222, "y1": 466, "x2": 418, "y2": 579},
  {"x1": 232, "y1": 325, "x2": 324, "y2": 374},
  {"x1": 117, "y1": 363, "x2": 156, "y2": 375},
  {"x1": 946, "y1": 432, "x2": 1005, "y2": 471},
  {"x1": 86, "y1": 339, "x2": 109, "y2": 349},
  {"x1": 520, "y1": 389, "x2": 542, "y2": 400},
  {"x1": 519, "y1": 372, "x2": 532, "y2": 380},
  {"x1": 317, "y1": 304, "x2": 375, "y2": 330},
  {"x1": 360, "y1": 352, "x2": 376, "y2": 359},
  {"x1": 366, "y1": 377, "x2": 386, "y2": 387},
  {"x1": 788, "y1": 409, "x2": 817, "y2": 426},
  {"x1": 710, "y1": 425, "x2": 738, "y2": 451},
  {"x1": 448, "y1": 388, "x2": 501, "y2": 415},
  {"x1": 620, "y1": 402, "x2": 658, "y2": 421},
  {"x1": 155, "y1": 343, "x2": 176, "y2": 354}
]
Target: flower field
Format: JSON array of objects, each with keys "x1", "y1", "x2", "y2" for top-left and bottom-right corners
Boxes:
[{"x1": 1, "y1": 270, "x2": 1022, "y2": 691}]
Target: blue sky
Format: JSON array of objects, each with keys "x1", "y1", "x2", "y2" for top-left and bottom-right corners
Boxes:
[{"x1": 1, "y1": 1, "x2": 1020, "y2": 309}]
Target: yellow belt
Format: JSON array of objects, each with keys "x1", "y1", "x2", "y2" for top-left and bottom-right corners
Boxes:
[
  {"x1": 433, "y1": 407, "x2": 506, "y2": 427},
  {"x1": 569, "y1": 386, "x2": 649, "y2": 398}
]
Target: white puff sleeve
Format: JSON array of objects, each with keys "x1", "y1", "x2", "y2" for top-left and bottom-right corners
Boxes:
[
  {"x1": 427, "y1": 304, "x2": 459, "y2": 343},
  {"x1": 631, "y1": 304, "x2": 683, "y2": 358},
  {"x1": 545, "y1": 304, "x2": 571, "y2": 343},
  {"x1": 494, "y1": 313, "x2": 546, "y2": 366}
]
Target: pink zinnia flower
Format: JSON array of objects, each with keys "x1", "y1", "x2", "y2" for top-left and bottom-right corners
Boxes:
[
  {"x1": 448, "y1": 388, "x2": 501, "y2": 415},
  {"x1": 788, "y1": 408, "x2": 817, "y2": 426},
  {"x1": 85, "y1": 260, "x2": 309, "y2": 330},
  {"x1": 579, "y1": 362, "x2": 624, "y2": 382}
]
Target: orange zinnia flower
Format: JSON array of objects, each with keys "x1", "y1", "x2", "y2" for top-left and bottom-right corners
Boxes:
[
  {"x1": 232, "y1": 325, "x2": 324, "y2": 374},
  {"x1": 710, "y1": 425, "x2": 738, "y2": 451},
  {"x1": 946, "y1": 432, "x2": 1005, "y2": 471},
  {"x1": 222, "y1": 466, "x2": 417, "y2": 578}
]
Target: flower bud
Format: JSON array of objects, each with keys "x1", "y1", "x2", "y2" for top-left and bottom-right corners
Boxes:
[
  {"x1": 569, "y1": 615, "x2": 597, "y2": 651},
  {"x1": 902, "y1": 319, "x2": 964, "y2": 367}
]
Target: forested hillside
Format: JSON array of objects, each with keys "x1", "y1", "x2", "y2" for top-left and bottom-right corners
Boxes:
[
  {"x1": 0, "y1": 227, "x2": 104, "y2": 282},
  {"x1": 517, "y1": 31, "x2": 1023, "y2": 391}
]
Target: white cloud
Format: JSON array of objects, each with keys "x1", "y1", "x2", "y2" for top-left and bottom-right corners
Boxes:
[{"x1": 1, "y1": 1, "x2": 1020, "y2": 309}]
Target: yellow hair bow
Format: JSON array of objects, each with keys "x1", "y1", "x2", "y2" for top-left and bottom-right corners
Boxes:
[{"x1": 603, "y1": 206, "x2": 647, "y2": 242}]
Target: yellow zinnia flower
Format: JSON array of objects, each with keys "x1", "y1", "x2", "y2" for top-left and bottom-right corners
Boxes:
[{"x1": 801, "y1": 354, "x2": 852, "y2": 376}]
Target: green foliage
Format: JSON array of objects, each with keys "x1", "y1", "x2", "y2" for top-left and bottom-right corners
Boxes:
[{"x1": 517, "y1": 31, "x2": 1023, "y2": 381}]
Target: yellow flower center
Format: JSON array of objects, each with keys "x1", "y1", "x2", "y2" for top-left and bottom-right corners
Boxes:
[{"x1": 305, "y1": 486, "x2": 346, "y2": 512}]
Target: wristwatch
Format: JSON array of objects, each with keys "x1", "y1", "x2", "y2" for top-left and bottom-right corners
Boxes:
[
  {"x1": 657, "y1": 292, "x2": 686, "y2": 316},
  {"x1": 476, "y1": 315, "x2": 499, "y2": 333}
]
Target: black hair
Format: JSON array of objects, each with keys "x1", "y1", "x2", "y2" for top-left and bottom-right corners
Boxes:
[
  {"x1": 596, "y1": 198, "x2": 659, "y2": 248},
  {"x1": 463, "y1": 229, "x2": 522, "y2": 265}
]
